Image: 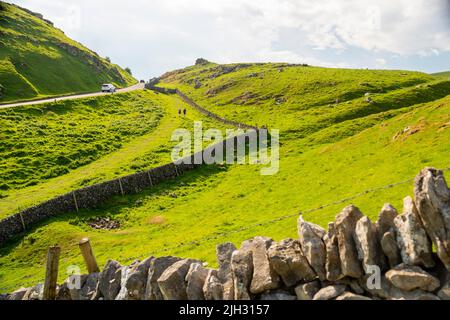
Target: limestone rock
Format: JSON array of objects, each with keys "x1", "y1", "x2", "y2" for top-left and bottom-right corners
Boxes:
[
  {"x1": 158, "y1": 259, "x2": 199, "y2": 300},
  {"x1": 231, "y1": 246, "x2": 253, "y2": 300},
  {"x1": 376, "y1": 203, "x2": 398, "y2": 241},
  {"x1": 23, "y1": 284, "x2": 44, "y2": 300},
  {"x1": 298, "y1": 215, "x2": 326, "y2": 280},
  {"x1": 8, "y1": 287, "x2": 28, "y2": 300},
  {"x1": 268, "y1": 238, "x2": 316, "y2": 287},
  {"x1": 260, "y1": 290, "x2": 297, "y2": 300},
  {"x1": 98, "y1": 259, "x2": 122, "y2": 300},
  {"x1": 145, "y1": 256, "x2": 182, "y2": 300},
  {"x1": 394, "y1": 197, "x2": 434, "y2": 268},
  {"x1": 294, "y1": 280, "x2": 321, "y2": 300},
  {"x1": 354, "y1": 216, "x2": 382, "y2": 273},
  {"x1": 323, "y1": 223, "x2": 341, "y2": 281},
  {"x1": 437, "y1": 282, "x2": 450, "y2": 300},
  {"x1": 336, "y1": 292, "x2": 372, "y2": 300},
  {"x1": 56, "y1": 283, "x2": 71, "y2": 300},
  {"x1": 216, "y1": 242, "x2": 237, "y2": 300},
  {"x1": 68, "y1": 273, "x2": 99, "y2": 300},
  {"x1": 414, "y1": 168, "x2": 450, "y2": 270},
  {"x1": 203, "y1": 269, "x2": 223, "y2": 300},
  {"x1": 313, "y1": 285, "x2": 346, "y2": 300},
  {"x1": 380, "y1": 229, "x2": 401, "y2": 268},
  {"x1": 116, "y1": 257, "x2": 152, "y2": 300},
  {"x1": 388, "y1": 288, "x2": 440, "y2": 300},
  {"x1": 185, "y1": 263, "x2": 209, "y2": 300},
  {"x1": 335, "y1": 205, "x2": 364, "y2": 278},
  {"x1": 248, "y1": 236, "x2": 280, "y2": 294},
  {"x1": 385, "y1": 264, "x2": 440, "y2": 292}
]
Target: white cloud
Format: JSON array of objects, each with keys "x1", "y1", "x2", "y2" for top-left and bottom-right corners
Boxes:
[{"x1": 8, "y1": 0, "x2": 450, "y2": 78}]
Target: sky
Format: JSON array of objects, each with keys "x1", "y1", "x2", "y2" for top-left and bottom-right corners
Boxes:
[{"x1": 8, "y1": 0, "x2": 450, "y2": 80}]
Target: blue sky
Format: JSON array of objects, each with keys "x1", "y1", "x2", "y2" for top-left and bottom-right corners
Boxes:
[{"x1": 8, "y1": 0, "x2": 450, "y2": 80}]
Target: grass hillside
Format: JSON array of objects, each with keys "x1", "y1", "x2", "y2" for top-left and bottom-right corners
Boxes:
[
  {"x1": 432, "y1": 71, "x2": 450, "y2": 79},
  {"x1": 0, "y1": 62, "x2": 449, "y2": 292},
  {"x1": 0, "y1": 89, "x2": 231, "y2": 220},
  {"x1": 0, "y1": 2, "x2": 135, "y2": 103}
]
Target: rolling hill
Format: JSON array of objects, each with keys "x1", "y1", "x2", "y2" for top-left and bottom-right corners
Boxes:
[
  {"x1": 0, "y1": 61, "x2": 449, "y2": 292},
  {"x1": 0, "y1": 1, "x2": 136, "y2": 103}
]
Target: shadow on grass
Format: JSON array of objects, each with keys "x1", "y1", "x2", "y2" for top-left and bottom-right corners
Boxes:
[{"x1": 0, "y1": 163, "x2": 229, "y2": 256}]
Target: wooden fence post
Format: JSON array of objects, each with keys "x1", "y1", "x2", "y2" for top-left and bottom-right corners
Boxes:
[
  {"x1": 43, "y1": 245, "x2": 61, "y2": 300},
  {"x1": 79, "y1": 237, "x2": 100, "y2": 273}
]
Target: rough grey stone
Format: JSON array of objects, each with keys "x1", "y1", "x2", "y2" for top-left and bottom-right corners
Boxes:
[
  {"x1": 248, "y1": 237, "x2": 280, "y2": 294},
  {"x1": 336, "y1": 292, "x2": 372, "y2": 300},
  {"x1": 394, "y1": 196, "x2": 435, "y2": 268},
  {"x1": 185, "y1": 263, "x2": 209, "y2": 300},
  {"x1": 335, "y1": 205, "x2": 364, "y2": 278},
  {"x1": 268, "y1": 238, "x2": 316, "y2": 287},
  {"x1": 313, "y1": 285, "x2": 346, "y2": 300},
  {"x1": 216, "y1": 242, "x2": 236, "y2": 300},
  {"x1": 323, "y1": 222, "x2": 342, "y2": 281},
  {"x1": 414, "y1": 168, "x2": 450, "y2": 270},
  {"x1": 294, "y1": 280, "x2": 321, "y2": 300},
  {"x1": 385, "y1": 264, "x2": 440, "y2": 292},
  {"x1": 98, "y1": 259, "x2": 122, "y2": 300},
  {"x1": 203, "y1": 269, "x2": 223, "y2": 300},
  {"x1": 231, "y1": 245, "x2": 253, "y2": 300},
  {"x1": 145, "y1": 256, "x2": 182, "y2": 300},
  {"x1": 298, "y1": 215, "x2": 326, "y2": 280},
  {"x1": 158, "y1": 259, "x2": 199, "y2": 300}
]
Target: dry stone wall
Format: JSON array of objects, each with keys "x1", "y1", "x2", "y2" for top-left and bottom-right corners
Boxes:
[
  {"x1": 0, "y1": 132, "x2": 258, "y2": 246},
  {"x1": 3, "y1": 167, "x2": 450, "y2": 301}
]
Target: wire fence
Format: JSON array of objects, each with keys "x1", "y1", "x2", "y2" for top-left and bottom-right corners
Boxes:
[{"x1": 123, "y1": 166, "x2": 450, "y2": 263}]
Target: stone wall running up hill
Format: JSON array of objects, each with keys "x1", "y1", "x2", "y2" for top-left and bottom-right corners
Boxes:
[
  {"x1": 3, "y1": 167, "x2": 450, "y2": 300},
  {"x1": 0, "y1": 132, "x2": 259, "y2": 247}
]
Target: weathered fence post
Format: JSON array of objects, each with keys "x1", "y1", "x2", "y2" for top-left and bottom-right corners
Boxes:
[
  {"x1": 43, "y1": 245, "x2": 61, "y2": 300},
  {"x1": 79, "y1": 237, "x2": 100, "y2": 273}
]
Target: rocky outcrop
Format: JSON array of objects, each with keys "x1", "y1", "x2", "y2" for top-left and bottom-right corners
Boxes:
[{"x1": 7, "y1": 167, "x2": 450, "y2": 300}]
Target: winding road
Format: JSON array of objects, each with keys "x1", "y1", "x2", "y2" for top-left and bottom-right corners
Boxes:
[{"x1": 0, "y1": 82, "x2": 145, "y2": 109}]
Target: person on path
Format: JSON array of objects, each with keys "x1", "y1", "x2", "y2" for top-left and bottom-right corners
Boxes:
[
  {"x1": 178, "y1": 109, "x2": 181, "y2": 117},
  {"x1": 183, "y1": 108, "x2": 186, "y2": 116}
]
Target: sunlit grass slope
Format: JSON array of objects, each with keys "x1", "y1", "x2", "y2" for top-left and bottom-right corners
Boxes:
[
  {"x1": 0, "y1": 2, "x2": 135, "y2": 103},
  {"x1": 0, "y1": 88, "x2": 231, "y2": 219},
  {"x1": 1, "y1": 82, "x2": 448, "y2": 292}
]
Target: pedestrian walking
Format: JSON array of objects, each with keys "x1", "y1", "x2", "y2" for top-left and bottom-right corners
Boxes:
[
  {"x1": 183, "y1": 108, "x2": 186, "y2": 116},
  {"x1": 178, "y1": 109, "x2": 181, "y2": 116}
]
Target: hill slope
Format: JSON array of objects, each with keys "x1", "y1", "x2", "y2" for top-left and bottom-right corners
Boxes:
[
  {"x1": 0, "y1": 62, "x2": 449, "y2": 292},
  {"x1": 0, "y1": 2, "x2": 135, "y2": 103}
]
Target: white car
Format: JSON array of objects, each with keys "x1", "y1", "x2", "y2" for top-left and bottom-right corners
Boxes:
[{"x1": 101, "y1": 84, "x2": 116, "y2": 93}]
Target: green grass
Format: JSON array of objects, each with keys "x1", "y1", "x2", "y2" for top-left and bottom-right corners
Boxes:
[
  {"x1": 0, "y1": 62, "x2": 449, "y2": 293},
  {"x1": 0, "y1": 2, "x2": 135, "y2": 103},
  {"x1": 0, "y1": 89, "x2": 231, "y2": 219},
  {"x1": 432, "y1": 71, "x2": 450, "y2": 79},
  {"x1": 0, "y1": 91, "x2": 164, "y2": 191}
]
